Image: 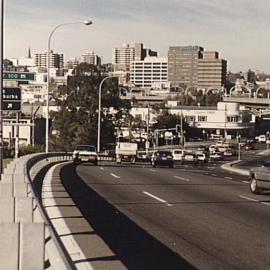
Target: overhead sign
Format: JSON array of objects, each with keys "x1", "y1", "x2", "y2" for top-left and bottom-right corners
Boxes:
[
  {"x1": 2, "y1": 87, "x2": 21, "y2": 111},
  {"x1": 3, "y1": 72, "x2": 35, "y2": 81}
]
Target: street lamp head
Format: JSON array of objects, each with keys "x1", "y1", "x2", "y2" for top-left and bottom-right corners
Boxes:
[{"x1": 83, "y1": 20, "x2": 93, "y2": 26}]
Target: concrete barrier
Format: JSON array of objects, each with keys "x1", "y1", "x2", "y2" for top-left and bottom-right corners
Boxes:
[
  {"x1": 0, "y1": 152, "x2": 73, "y2": 270},
  {"x1": 221, "y1": 160, "x2": 249, "y2": 176}
]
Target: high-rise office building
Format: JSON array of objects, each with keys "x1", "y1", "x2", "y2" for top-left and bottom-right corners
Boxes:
[
  {"x1": 197, "y1": 51, "x2": 227, "y2": 89},
  {"x1": 168, "y1": 46, "x2": 227, "y2": 89},
  {"x1": 168, "y1": 46, "x2": 203, "y2": 88},
  {"x1": 80, "y1": 51, "x2": 101, "y2": 66}
]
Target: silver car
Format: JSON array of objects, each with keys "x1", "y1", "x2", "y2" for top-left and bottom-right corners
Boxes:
[{"x1": 250, "y1": 160, "x2": 270, "y2": 194}]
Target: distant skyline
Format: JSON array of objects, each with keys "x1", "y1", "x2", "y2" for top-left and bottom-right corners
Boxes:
[{"x1": 4, "y1": 0, "x2": 270, "y2": 72}]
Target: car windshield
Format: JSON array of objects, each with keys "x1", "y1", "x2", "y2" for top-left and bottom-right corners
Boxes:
[{"x1": 77, "y1": 145, "x2": 96, "y2": 152}]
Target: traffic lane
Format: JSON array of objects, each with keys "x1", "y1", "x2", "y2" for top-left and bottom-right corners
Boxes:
[
  {"x1": 63, "y1": 164, "x2": 196, "y2": 270},
  {"x1": 76, "y1": 165, "x2": 270, "y2": 270}
]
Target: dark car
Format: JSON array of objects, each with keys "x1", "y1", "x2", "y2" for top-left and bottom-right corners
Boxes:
[
  {"x1": 244, "y1": 143, "x2": 255, "y2": 151},
  {"x1": 151, "y1": 151, "x2": 174, "y2": 168}
]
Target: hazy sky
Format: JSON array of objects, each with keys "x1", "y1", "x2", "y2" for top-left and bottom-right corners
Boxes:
[{"x1": 4, "y1": 0, "x2": 270, "y2": 72}]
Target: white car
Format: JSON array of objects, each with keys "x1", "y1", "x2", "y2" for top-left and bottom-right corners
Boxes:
[
  {"x1": 172, "y1": 149, "x2": 185, "y2": 161},
  {"x1": 257, "y1": 135, "x2": 266, "y2": 143},
  {"x1": 196, "y1": 153, "x2": 208, "y2": 163},
  {"x1": 73, "y1": 145, "x2": 98, "y2": 165},
  {"x1": 209, "y1": 152, "x2": 223, "y2": 161}
]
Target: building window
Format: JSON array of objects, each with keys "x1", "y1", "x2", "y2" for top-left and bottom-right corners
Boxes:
[
  {"x1": 185, "y1": 116, "x2": 195, "y2": 122},
  {"x1": 198, "y1": 116, "x2": 207, "y2": 122},
  {"x1": 227, "y1": 116, "x2": 239, "y2": 122}
]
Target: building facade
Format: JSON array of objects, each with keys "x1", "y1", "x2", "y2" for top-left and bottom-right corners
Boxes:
[
  {"x1": 197, "y1": 51, "x2": 227, "y2": 89},
  {"x1": 130, "y1": 57, "x2": 168, "y2": 88},
  {"x1": 168, "y1": 46, "x2": 227, "y2": 89},
  {"x1": 35, "y1": 50, "x2": 64, "y2": 69},
  {"x1": 80, "y1": 51, "x2": 101, "y2": 66},
  {"x1": 168, "y1": 46, "x2": 203, "y2": 88}
]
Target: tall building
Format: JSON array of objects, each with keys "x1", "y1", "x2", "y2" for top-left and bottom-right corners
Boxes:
[
  {"x1": 130, "y1": 57, "x2": 168, "y2": 88},
  {"x1": 112, "y1": 44, "x2": 135, "y2": 71},
  {"x1": 197, "y1": 51, "x2": 227, "y2": 89},
  {"x1": 35, "y1": 50, "x2": 64, "y2": 69},
  {"x1": 168, "y1": 46, "x2": 203, "y2": 88},
  {"x1": 80, "y1": 51, "x2": 101, "y2": 66},
  {"x1": 112, "y1": 43, "x2": 157, "y2": 71},
  {"x1": 168, "y1": 46, "x2": 227, "y2": 89}
]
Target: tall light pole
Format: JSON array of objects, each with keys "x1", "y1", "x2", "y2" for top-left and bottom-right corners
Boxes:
[
  {"x1": 0, "y1": 0, "x2": 4, "y2": 173},
  {"x1": 97, "y1": 76, "x2": 118, "y2": 153},
  {"x1": 46, "y1": 20, "x2": 92, "y2": 153}
]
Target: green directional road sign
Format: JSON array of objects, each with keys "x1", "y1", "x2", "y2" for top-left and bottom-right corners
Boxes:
[
  {"x1": 3, "y1": 71, "x2": 35, "y2": 81},
  {"x1": 2, "y1": 87, "x2": 21, "y2": 111}
]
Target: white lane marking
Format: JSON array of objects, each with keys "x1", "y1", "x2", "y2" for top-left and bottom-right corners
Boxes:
[
  {"x1": 143, "y1": 191, "x2": 172, "y2": 206},
  {"x1": 174, "y1": 176, "x2": 190, "y2": 182},
  {"x1": 100, "y1": 167, "x2": 104, "y2": 170},
  {"x1": 110, "y1": 173, "x2": 120, "y2": 179},
  {"x1": 149, "y1": 169, "x2": 156, "y2": 172},
  {"x1": 225, "y1": 176, "x2": 233, "y2": 180},
  {"x1": 211, "y1": 174, "x2": 217, "y2": 177},
  {"x1": 261, "y1": 202, "x2": 270, "y2": 206},
  {"x1": 239, "y1": 195, "x2": 258, "y2": 202},
  {"x1": 242, "y1": 181, "x2": 249, "y2": 184}
]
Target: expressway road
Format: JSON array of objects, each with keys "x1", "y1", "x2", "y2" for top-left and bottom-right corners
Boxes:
[{"x1": 61, "y1": 162, "x2": 270, "y2": 270}]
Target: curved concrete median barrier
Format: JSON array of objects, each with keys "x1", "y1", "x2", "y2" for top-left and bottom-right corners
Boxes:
[{"x1": 221, "y1": 160, "x2": 249, "y2": 176}]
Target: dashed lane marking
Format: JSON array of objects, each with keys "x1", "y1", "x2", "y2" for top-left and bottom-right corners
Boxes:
[
  {"x1": 143, "y1": 191, "x2": 172, "y2": 207},
  {"x1": 239, "y1": 195, "x2": 258, "y2": 202},
  {"x1": 100, "y1": 167, "x2": 104, "y2": 170},
  {"x1": 224, "y1": 176, "x2": 233, "y2": 180},
  {"x1": 110, "y1": 173, "x2": 120, "y2": 179},
  {"x1": 242, "y1": 181, "x2": 249, "y2": 184},
  {"x1": 174, "y1": 176, "x2": 190, "y2": 182}
]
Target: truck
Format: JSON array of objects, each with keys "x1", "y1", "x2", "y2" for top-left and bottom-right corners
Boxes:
[{"x1": 115, "y1": 142, "x2": 138, "y2": 164}]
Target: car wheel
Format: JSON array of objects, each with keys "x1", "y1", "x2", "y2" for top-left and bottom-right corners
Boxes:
[
  {"x1": 250, "y1": 176, "x2": 262, "y2": 195},
  {"x1": 169, "y1": 163, "x2": 174, "y2": 168}
]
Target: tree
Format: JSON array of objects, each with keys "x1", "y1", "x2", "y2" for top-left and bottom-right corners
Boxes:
[{"x1": 50, "y1": 63, "x2": 130, "y2": 151}]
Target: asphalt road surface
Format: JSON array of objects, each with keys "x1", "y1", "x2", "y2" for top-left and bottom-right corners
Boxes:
[{"x1": 61, "y1": 162, "x2": 270, "y2": 270}]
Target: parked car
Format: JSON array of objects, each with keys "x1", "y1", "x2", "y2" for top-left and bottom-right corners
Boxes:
[
  {"x1": 73, "y1": 145, "x2": 98, "y2": 165},
  {"x1": 181, "y1": 153, "x2": 198, "y2": 165},
  {"x1": 249, "y1": 160, "x2": 270, "y2": 194},
  {"x1": 151, "y1": 151, "x2": 174, "y2": 168}
]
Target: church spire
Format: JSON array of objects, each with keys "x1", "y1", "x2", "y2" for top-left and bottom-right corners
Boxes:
[{"x1": 28, "y1": 46, "x2": 31, "y2": 58}]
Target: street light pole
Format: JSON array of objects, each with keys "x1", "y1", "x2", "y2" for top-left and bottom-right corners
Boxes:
[
  {"x1": 0, "y1": 0, "x2": 4, "y2": 174},
  {"x1": 97, "y1": 76, "x2": 118, "y2": 153},
  {"x1": 46, "y1": 20, "x2": 92, "y2": 153}
]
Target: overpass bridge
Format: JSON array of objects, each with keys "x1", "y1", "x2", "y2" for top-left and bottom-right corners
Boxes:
[{"x1": 223, "y1": 96, "x2": 270, "y2": 117}]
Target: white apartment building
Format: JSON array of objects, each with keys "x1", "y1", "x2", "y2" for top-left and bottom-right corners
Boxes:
[
  {"x1": 168, "y1": 102, "x2": 254, "y2": 137},
  {"x1": 130, "y1": 57, "x2": 168, "y2": 88},
  {"x1": 112, "y1": 44, "x2": 135, "y2": 71},
  {"x1": 80, "y1": 51, "x2": 101, "y2": 65},
  {"x1": 35, "y1": 50, "x2": 64, "y2": 69}
]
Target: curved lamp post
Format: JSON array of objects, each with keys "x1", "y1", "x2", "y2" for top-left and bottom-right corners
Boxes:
[
  {"x1": 97, "y1": 76, "x2": 118, "y2": 153},
  {"x1": 46, "y1": 20, "x2": 93, "y2": 153}
]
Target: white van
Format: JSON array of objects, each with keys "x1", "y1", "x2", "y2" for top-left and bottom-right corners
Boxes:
[{"x1": 172, "y1": 149, "x2": 185, "y2": 161}]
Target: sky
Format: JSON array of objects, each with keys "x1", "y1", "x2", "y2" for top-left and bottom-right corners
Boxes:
[{"x1": 4, "y1": 0, "x2": 270, "y2": 72}]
